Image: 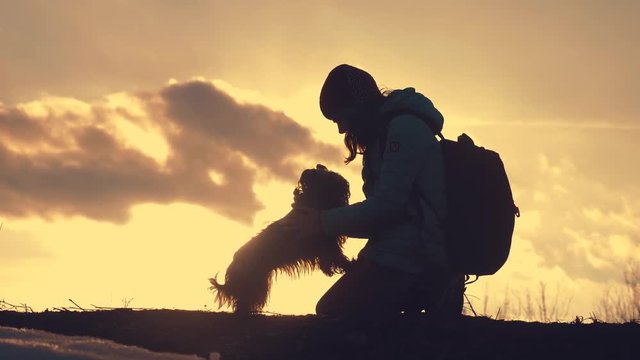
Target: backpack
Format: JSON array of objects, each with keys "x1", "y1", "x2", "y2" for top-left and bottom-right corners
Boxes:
[
  {"x1": 380, "y1": 112, "x2": 520, "y2": 276},
  {"x1": 439, "y1": 133, "x2": 520, "y2": 275}
]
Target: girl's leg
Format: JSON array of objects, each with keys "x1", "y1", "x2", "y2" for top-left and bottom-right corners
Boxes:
[{"x1": 315, "y1": 257, "x2": 417, "y2": 318}]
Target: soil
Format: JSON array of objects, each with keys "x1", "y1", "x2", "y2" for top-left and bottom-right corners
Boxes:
[{"x1": 0, "y1": 309, "x2": 637, "y2": 360}]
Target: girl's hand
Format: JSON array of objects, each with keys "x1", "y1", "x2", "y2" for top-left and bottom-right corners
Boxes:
[{"x1": 280, "y1": 207, "x2": 324, "y2": 240}]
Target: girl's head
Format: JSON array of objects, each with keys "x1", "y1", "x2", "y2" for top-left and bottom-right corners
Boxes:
[{"x1": 319, "y1": 64, "x2": 387, "y2": 163}]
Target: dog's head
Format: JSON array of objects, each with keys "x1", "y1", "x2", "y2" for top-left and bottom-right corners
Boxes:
[{"x1": 293, "y1": 164, "x2": 350, "y2": 210}]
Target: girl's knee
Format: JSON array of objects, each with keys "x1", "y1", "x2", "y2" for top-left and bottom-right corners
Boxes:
[{"x1": 315, "y1": 295, "x2": 339, "y2": 316}]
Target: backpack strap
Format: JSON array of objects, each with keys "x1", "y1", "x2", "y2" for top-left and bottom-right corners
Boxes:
[
  {"x1": 378, "y1": 110, "x2": 445, "y2": 159},
  {"x1": 376, "y1": 110, "x2": 447, "y2": 228}
]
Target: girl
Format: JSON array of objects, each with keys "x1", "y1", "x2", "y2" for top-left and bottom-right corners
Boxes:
[{"x1": 285, "y1": 64, "x2": 463, "y2": 318}]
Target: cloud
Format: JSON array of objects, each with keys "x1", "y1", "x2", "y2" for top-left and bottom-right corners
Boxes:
[
  {"x1": 158, "y1": 80, "x2": 338, "y2": 180},
  {"x1": 468, "y1": 125, "x2": 640, "y2": 284},
  {"x1": 518, "y1": 155, "x2": 640, "y2": 282},
  {"x1": 0, "y1": 80, "x2": 342, "y2": 224}
]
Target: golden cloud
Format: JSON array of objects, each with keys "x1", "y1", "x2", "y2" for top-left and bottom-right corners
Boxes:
[{"x1": 0, "y1": 80, "x2": 342, "y2": 224}]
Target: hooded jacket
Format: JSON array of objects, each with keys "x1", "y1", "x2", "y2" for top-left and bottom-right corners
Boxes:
[{"x1": 320, "y1": 88, "x2": 447, "y2": 273}]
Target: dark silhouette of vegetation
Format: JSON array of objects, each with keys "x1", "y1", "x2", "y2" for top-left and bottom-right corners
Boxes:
[
  {"x1": 465, "y1": 282, "x2": 574, "y2": 322},
  {"x1": 597, "y1": 261, "x2": 640, "y2": 323}
]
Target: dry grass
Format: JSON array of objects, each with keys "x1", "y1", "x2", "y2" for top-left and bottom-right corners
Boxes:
[
  {"x1": 0, "y1": 299, "x2": 34, "y2": 313},
  {"x1": 464, "y1": 261, "x2": 639, "y2": 323},
  {"x1": 464, "y1": 282, "x2": 573, "y2": 322},
  {"x1": 596, "y1": 261, "x2": 640, "y2": 323}
]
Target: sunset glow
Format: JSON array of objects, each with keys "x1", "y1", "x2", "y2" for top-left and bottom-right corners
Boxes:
[{"x1": 0, "y1": 0, "x2": 638, "y2": 320}]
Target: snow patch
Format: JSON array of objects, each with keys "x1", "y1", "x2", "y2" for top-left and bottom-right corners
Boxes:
[{"x1": 0, "y1": 326, "x2": 205, "y2": 359}]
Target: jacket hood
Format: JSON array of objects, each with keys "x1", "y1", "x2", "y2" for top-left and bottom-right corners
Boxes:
[{"x1": 379, "y1": 88, "x2": 444, "y2": 135}]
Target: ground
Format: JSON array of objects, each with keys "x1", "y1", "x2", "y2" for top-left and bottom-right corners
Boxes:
[{"x1": 0, "y1": 309, "x2": 638, "y2": 360}]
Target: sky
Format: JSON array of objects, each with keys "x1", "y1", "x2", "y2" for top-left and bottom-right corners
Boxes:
[{"x1": 0, "y1": 0, "x2": 638, "y2": 320}]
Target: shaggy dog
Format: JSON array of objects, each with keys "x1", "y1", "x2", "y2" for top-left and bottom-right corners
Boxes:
[{"x1": 210, "y1": 164, "x2": 352, "y2": 313}]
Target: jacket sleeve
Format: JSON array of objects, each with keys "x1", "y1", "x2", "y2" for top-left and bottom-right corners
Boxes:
[{"x1": 320, "y1": 115, "x2": 432, "y2": 238}]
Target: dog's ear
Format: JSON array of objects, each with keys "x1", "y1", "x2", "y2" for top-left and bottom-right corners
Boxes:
[{"x1": 322, "y1": 170, "x2": 350, "y2": 207}]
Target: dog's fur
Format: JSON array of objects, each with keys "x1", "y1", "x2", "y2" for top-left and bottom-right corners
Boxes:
[{"x1": 209, "y1": 164, "x2": 352, "y2": 313}]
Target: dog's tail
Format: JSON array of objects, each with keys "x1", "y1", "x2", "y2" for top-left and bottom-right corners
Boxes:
[
  {"x1": 209, "y1": 274, "x2": 267, "y2": 313},
  {"x1": 209, "y1": 274, "x2": 234, "y2": 310}
]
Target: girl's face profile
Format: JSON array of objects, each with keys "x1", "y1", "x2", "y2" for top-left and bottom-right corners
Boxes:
[
  {"x1": 333, "y1": 117, "x2": 350, "y2": 134},
  {"x1": 332, "y1": 106, "x2": 363, "y2": 134}
]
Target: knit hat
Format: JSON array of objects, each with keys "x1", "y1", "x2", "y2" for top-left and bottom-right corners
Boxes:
[{"x1": 319, "y1": 64, "x2": 382, "y2": 120}]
